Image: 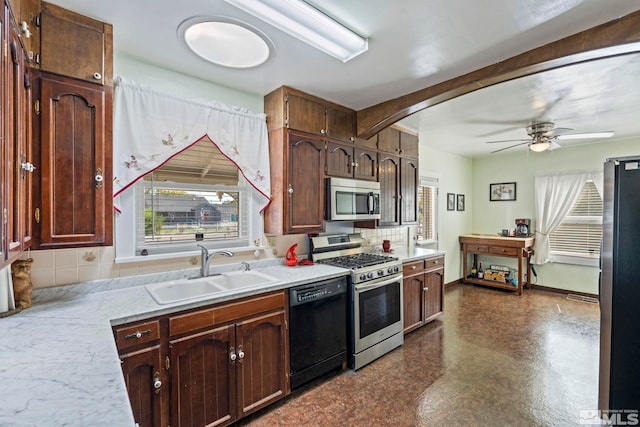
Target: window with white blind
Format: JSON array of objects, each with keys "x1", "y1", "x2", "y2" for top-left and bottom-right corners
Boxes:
[
  {"x1": 122, "y1": 137, "x2": 258, "y2": 258},
  {"x1": 549, "y1": 180, "x2": 602, "y2": 265},
  {"x1": 417, "y1": 177, "x2": 438, "y2": 243}
]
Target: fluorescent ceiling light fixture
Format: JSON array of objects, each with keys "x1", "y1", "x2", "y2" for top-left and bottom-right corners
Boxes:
[
  {"x1": 529, "y1": 141, "x2": 551, "y2": 152},
  {"x1": 178, "y1": 17, "x2": 271, "y2": 68},
  {"x1": 557, "y1": 131, "x2": 615, "y2": 140},
  {"x1": 224, "y1": 0, "x2": 368, "y2": 62}
]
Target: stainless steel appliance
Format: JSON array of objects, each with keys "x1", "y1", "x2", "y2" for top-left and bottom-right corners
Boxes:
[
  {"x1": 310, "y1": 234, "x2": 403, "y2": 370},
  {"x1": 289, "y1": 277, "x2": 348, "y2": 389},
  {"x1": 326, "y1": 177, "x2": 381, "y2": 221},
  {"x1": 599, "y1": 156, "x2": 640, "y2": 420}
]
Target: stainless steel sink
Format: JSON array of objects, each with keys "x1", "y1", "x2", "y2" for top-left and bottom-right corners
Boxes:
[
  {"x1": 145, "y1": 278, "x2": 226, "y2": 305},
  {"x1": 145, "y1": 270, "x2": 281, "y2": 304},
  {"x1": 210, "y1": 270, "x2": 280, "y2": 290}
]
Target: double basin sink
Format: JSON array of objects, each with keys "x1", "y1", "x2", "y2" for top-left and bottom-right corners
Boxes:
[{"x1": 145, "y1": 270, "x2": 281, "y2": 305}]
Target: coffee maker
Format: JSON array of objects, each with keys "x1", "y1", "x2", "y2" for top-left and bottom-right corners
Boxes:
[{"x1": 515, "y1": 218, "x2": 532, "y2": 237}]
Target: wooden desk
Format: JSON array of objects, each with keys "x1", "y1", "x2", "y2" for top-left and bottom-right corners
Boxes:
[{"x1": 459, "y1": 234, "x2": 535, "y2": 295}]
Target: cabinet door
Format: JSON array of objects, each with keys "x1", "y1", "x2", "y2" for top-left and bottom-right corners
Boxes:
[
  {"x1": 424, "y1": 268, "x2": 444, "y2": 321},
  {"x1": 236, "y1": 310, "x2": 288, "y2": 418},
  {"x1": 37, "y1": 74, "x2": 112, "y2": 248},
  {"x1": 170, "y1": 324, "x2": 237, "y2": 427},
  {"x1": 39, "y1": 2, "x2": 112, "y2": 85},
  {"x1": 403, "y1": 274, "x2": 426, "y2": 333},
  {"x1": 287, "y1": 132, "x2": 325, "y2": 234},
  {"x1": 400, "y1": 157, "x2": 418, "y2": 224},
  {"x1": 285, "y1": 93, "x2": 326, "y2": 136},
  {"x1": 325, "y1": 106, "x2": 355, "y2": 142},
  {"x1": 377, "y1": 127, "x2": 400, "y2": 154},
  {"x1": 400, "y1": 132, "x2": 419, "y2": 158},
  {"x1": 378, "y1": 155, "x2": 400, "y2": 226},
  {"x1": 119, "y1": 344, "x2": 166, "y2": 427},
  {"x1": 326, "y1": 142, "x2": 353, "y2": 178},
  {"x1": 353, "y1": 148, "x2": 377, "y2": 181}
]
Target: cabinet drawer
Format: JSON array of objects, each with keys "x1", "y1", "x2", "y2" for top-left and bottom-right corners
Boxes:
[
  {"x1": 467, "y1": 244, "x2": 489, "y2": 253},
  {"x1": 426, "y1": 256, "x2": 444, "y2": 269},
  {"x1": 169, "y1": 292, "x2": 285, "y2": 337},
  {"x1": 489, "y1": 246, "x2": 518, "y2": 256},
  {"x1": 114, "y1": 319, "x2": 161, "y2": 350},
  {"x1": 403, "y1": 260, "x2": 425, "y2": 275}
]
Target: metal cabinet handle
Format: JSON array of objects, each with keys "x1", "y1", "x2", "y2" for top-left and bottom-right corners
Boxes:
[
  {"x1": 153, "y1": 372, "x2": 162, "y2": 391},
  {"x1": 21, "y1": 162, "x2": 36, "y2": 173},
  {"x1": 95, "y1": 168, "x2": 104, "y2": 189},
  {"x1": 124, "y1": 329, "x2": 151, "y2": 340}
]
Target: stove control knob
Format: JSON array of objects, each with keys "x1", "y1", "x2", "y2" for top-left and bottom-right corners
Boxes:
[
  {"x1": 394, "y1": 266, "x2": 399, "y2": 273},
  {"x1": 367, "y1": 272, "x2": 374, "y2": 279},
  {"x1": 387, "y1": 267, "x2": 394, "y2": 274},
  {"x1": 359, "y1": 274, "x2": 366, "y2": 281},
  {"x1": 377, "y1": 270, "x2": 384, "y2": 276}
]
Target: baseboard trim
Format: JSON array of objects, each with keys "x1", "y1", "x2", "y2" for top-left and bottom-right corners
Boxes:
[
  {"x1": 445, "y1": 279, "x2": 462, "y2": 289},
  {"x1": 529, "y1": 284, "x2": 598, "y2": 300}
]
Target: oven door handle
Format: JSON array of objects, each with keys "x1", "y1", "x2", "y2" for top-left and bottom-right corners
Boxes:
[{"x1": 354, "y1": 274, "x2": 403, "y2": 292}]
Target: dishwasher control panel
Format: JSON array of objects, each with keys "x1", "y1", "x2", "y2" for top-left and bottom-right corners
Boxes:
[{"x1": 289, "y1": 278, "x2": 347, "y2": 307}]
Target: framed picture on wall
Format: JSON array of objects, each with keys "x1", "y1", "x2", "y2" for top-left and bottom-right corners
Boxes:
[
  {"x1": 447, "y1": 193, "x2": 455, "y2": 211},
  {"x1": 456, "y1": 194, "x2": 465, "y2": 211},
  {"x1": 490, "y1": 182, "x2": 517, "y2": 201}
]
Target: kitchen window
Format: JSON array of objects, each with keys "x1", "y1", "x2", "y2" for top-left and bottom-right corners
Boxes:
[
  {"x1": 115, "y1": 137, "x2": 262, "y2": 260},
  {"x1": 416, "y1": 176, "x2": 438, "y2": 244},
  {"x1": 549, "y1": 180, "x2": 602, "y2": 266}
]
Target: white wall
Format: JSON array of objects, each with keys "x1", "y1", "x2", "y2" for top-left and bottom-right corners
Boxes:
[
  {"x1": 471, "y1": 137, "x2": 640, "y2": 294},
  {"x1": 419, "y1": 139, "x2": 473, "y2": 285}
]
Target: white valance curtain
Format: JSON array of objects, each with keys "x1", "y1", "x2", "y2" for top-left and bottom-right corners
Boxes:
[
  {"x1": 531, "y1": 171, "x2": 603, "y2": 264},
  {"x1": 112, "y1": 77, "x2": 271, "y2": 212}
]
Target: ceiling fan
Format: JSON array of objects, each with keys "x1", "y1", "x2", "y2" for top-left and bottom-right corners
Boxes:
[{"x1": 485, "y1": 122, "x2": 614, "y2": 153}]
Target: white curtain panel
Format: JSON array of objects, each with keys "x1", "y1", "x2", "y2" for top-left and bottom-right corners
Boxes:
[
  {"x1": 112, "y1": 77, "x2": 271, "y2": 212},
  {"x1": 532, "y1": 173, "x2": 587, "y2": 264}
]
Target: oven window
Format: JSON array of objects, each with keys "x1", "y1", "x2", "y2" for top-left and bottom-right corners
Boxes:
[
  {"x1": 336, "y1": 191, "x2": 354, "y2": 215},
  {"x1": 359, "y1": 282, "x2": 401, "y2": 338}
]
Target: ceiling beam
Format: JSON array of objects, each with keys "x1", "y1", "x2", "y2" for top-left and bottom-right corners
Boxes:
[{"x1": 356, "y1": 10, "x2": 640, "y2": 139}]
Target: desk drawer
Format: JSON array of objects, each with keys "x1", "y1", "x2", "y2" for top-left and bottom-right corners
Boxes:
[
  {"x1": 490, "y1": 246, "x2": 518, "y2": 256},
  {"x1": 467, "y1": 244, "x2": 488, "y2": 253}
]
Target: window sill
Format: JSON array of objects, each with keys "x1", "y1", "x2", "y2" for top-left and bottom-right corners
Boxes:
[
  {"x1": 115, "y1": 246, "x2": 265, "y2": 264},
  {"x1": 548, "y1": 254, "x2": 599, "y2": 267}
]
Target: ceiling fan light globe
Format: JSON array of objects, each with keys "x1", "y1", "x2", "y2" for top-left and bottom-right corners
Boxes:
[{"x1": 529, "y1": 141, "x2": 551, "y2": 152}]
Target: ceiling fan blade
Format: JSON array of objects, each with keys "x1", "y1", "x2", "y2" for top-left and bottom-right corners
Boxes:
[
  {"x1": 485, "y1": 138, "x2": 531, "y2": 144},
  {"x1": 543, "y1": 127, "x2": 573, "y2": 137},
  {"x1": 491, "y1": 142, "x2": 529, "y2": 153},
  {"x1": 557, "y1": 131, "x2": 615, "y2": 140},
  {"x1": 548, "y1": 141, "x2": 562, "y2": 150}
]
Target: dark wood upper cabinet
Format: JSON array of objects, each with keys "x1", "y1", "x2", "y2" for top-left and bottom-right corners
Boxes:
[
  {"x1": 326, "y1": 142, "x2": 377, "y2": 182},
  {"x1": 34, "y1": 73, "x2": 113, "y2": 248},
  {"x1": 378, "y1": 154, "x2": 400, "y2": 227},
  {"x1": 377, "y1": 127, "x2": 401, "y2": 154},
  {"x1": 39, "y1": 2, "x2": 113, "y2": 85},
  {"x1": 400, "y1": 157, "x2": 418, "y2": 224},
  {"x1": 400, "y1": 132, "x2": 419, "y2": 158}
]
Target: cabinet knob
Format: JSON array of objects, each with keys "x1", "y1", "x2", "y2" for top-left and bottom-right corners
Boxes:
[
  {"x1": 230, "y1": 347, "x2": 237, "y2": 362},
  {"x1": 95, "y1": 168, "x2": 104, "y2": 189},
  {"x1": 124, "y1": 329, "x2": 151, "y2": 340},
  {"x1": 423, "y1": 287, "x2": 429, "y2": 292},
  {"x1": 153, "y1": 372, "x2": 162, "y2": 391},
  {"x1": 21, "y1": 162, "x2": 36, "y2": 173},
  {"x1": 288, "y1": 184, "x2": 294, "y2": 196},
  {"x1": 411, "y1": 265, "x2": 417, "y2": 270},
  {"x1": 238, "y1": 345, "x2": 245, "y2": 362},
  {"x1": 320, "y1": 129, "x2": 326, "y2": 135},
  {"x1": 93, "y1": 72, "x2": 102, "y2": 80}
]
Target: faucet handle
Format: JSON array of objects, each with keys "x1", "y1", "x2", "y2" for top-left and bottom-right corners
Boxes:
[
  {"x1": 241, "y1": 261, "x2": 250, "y2": 271},
  {"x1": 197, "y1": 244, "x2": 208, "y2": 255}
]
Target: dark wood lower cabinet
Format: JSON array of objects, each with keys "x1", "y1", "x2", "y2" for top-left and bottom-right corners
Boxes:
[
  {"x1": 119, "y1": 344, "x2": 166, "y2": 427},
  {"x1": 114, "y1": 291, "x2": 289, "y2": 427},
  {"x1": 403, "y1": 256, "x2": 445, "y2": 334}
]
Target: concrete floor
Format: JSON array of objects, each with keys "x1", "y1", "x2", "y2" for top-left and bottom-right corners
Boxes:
[{"x1": 240, "y1": 283, "x2": 601, "y2": 426}]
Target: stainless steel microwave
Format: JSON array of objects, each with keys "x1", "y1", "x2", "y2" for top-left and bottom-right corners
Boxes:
[{"x1": 326, "y1": 177, "x2": 381, "y2": 221}]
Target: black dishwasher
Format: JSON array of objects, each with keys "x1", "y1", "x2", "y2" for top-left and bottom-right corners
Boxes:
[{"x1": 289, "y1": 276, "x2": 348, "y2": 389}]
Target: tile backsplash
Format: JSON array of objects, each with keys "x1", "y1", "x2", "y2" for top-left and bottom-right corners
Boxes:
[{"x1": 356, "y1": 226, "x2": 411, "y2": 251}]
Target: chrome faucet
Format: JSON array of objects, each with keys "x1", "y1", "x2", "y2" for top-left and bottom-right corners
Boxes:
[{"x1": 198, "y1": 245, "x2": 234, "y2": 277}]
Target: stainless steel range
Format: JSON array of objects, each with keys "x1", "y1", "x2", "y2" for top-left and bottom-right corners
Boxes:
[{"x1": 310, "y1": 233, "x2": 403, "y2": 370}]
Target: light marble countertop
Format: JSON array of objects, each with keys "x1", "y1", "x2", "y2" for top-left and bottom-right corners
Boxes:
[{"x1": 0, "y1": 248, "x2": 444, "y2": 426}]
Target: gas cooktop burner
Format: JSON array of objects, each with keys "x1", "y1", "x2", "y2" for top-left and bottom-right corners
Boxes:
[{"x1": 317, "y1": 253, "x2": 398, "y2": 269}]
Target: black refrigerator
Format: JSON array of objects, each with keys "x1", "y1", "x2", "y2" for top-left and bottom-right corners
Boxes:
[{"x1": 599, "y1": 156, "x2": 640, "y2": 418}]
